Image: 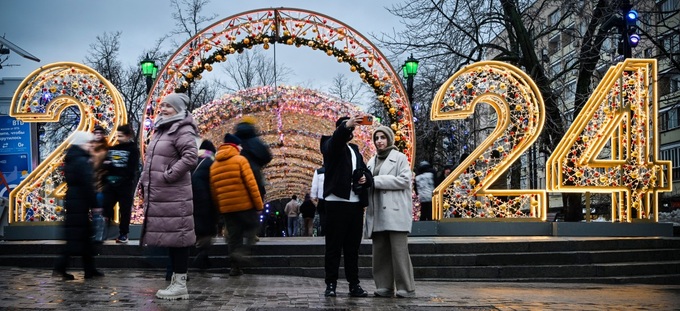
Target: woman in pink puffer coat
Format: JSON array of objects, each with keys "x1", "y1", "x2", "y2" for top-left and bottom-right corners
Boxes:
[{"x1": 139, "y1": 92, "x2": 197, "y2": 300}]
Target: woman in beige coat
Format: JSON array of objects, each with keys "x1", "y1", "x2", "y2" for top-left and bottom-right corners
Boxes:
[{"x1": 364, "y1": 125, "x2": 416, "y2": 298}]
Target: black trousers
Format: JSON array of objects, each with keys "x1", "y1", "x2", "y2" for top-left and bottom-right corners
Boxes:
[
  {"x1": 223, "y1": 209, "x2": 259, "y2": 267},
  {"x1": 317, "y1": 199, "x2": 327, "y2": 236},
  {"x1": 168, "y1": 246, "x2": 190, "y2": 274},
  {"x1": 324, "y1": 201, "x2": 364, "y2": 286},
  {"x1": 419, "y1": 201, "x2": 433, "y2": 221},
  {"x1": 102, "y1": 182, "x2": 135, "y2": 235}
]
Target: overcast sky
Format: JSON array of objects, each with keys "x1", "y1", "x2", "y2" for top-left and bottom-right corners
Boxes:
[{"x1": 0, "y1": 0, "x2": 407, "y2": 94}]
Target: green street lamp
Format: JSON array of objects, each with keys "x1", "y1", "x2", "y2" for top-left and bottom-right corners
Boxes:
[
  {"x1": 402, "y1": 54, "x2": 419, "y2": 107},
  {"x1": 140, "y1": 53, "x2": 158, "y2": 94}
]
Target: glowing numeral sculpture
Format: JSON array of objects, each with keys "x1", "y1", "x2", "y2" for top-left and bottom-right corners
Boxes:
[
  {"x1": 546, "y1": 59, "x2": 672, "y2": 222},
  {"x1": 431, "y1": 61, "x2": 546, "y2": 220},
  {"x1": 9, "y1": 62, "x2": 126, "y2": 223}
]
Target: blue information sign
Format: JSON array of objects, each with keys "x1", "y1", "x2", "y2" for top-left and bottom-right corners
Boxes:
[{"x1": 0, "y1": 115, "x2": 33, "y2": 197}]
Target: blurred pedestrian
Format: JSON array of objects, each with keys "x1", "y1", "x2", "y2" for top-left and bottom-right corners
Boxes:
[
  {"x1": 364, "y1": 126, "x2": 416, "y2": 298},
  {"x1": 101, "y1": 124, "x2": 140, "y2": 244},
  {"x1": 234, "y1": 117, "x2": 272, "y2": 200},
  {"x1": 139, "y1": 92, "x2": 198, "y2": 300},
  {"x1": 321, "y1": 115, "x2": 370, "y2": 298},
  {"x1": 53, "y1": 131, "x2": 105, "y2": 280},
  {"x1": 210, "y1": 133, "x2": 263, "y2": 277},
  {"x1": 284, "y1": 195, "x2": 300, "y2": 236},
  {"x1": 192, "y1": 139, "x2": 218, "y2": 269},
  {"x1": 311, "y1": 136, "x2": 330, "y2": 236},
  {"x1": 415, "y1": 161, "x2": 435, "y2": 221},
  {"x1": 300, "y1": 193, "x2": 316, "y2": 236},
  {"x1": 90, "y1": 125, "x2": 109, "y2": 208}
]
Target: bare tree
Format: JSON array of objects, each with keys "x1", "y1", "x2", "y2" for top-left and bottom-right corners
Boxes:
[
  {"x1": 170, "y1": 0, "x2": 218, "y2": 39},
  {"x1": 328, "y1": 73, "x2": 367, "y2": 103},
  {"x1": 84, "y1": 32, "x2": 124, "y2": 87},
  {"x1": 378, "y1": 0, "x2": 680, "y2": 220},
  {"x1": 217, "y1": 48, "x2": 293, "y2": 92}
]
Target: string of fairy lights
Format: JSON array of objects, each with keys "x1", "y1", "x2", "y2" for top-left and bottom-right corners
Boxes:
[{"x1": 140, "y1": 8, "x2": 415, "y2": 164}]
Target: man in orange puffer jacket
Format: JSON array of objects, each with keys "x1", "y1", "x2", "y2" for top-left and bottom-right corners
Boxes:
[{"x1": 210, "y1": 133, "x2": 264, "y2": 276}]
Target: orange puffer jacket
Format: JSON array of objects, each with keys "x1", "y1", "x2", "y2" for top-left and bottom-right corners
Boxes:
[{"x1": 210, "y1": 143, "x2": 263, "y2": 214}]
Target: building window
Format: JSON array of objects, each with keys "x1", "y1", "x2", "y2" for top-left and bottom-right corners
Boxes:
[
  {"x1": 659, "y1": 32, "x2": 680, "y2": 57},
  {"x1": 549, "y1": 9, "x2": 561, "y2": 27},
  {"x1": 645, "y1": 48, "x2": 654, "y2": 58},
  {"x1": 562, "y1": 27, "x2": 576, "y2": 47},
  {"x1": 549, "y1": 35, "x2": 560, "y2": 55},
  {"x1": 671, "y1": 77, "x2": 680, "y2": 93},
  {"x1": 564, "y1": 81, "x2": 577, "y2": 105},
  {"x1": 660, "y1": 107, "x2": 680, "y2": 131},
  {"x1": 657, "y1": 0, "x2": 680, "y2": 20},
  {"x1": 660, "y1": 145, "x2": 680, "y2": 181},
  {"x1": 550, "y1": 61, "x2": 562, "y2": 77}
]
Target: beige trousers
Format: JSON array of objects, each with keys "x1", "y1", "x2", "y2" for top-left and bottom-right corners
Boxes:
[{"x1": 371, "y1": 231, "x2": 415, "y2": 292}]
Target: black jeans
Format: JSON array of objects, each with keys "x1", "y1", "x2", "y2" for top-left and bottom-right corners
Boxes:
[
  {"x1": 324, "y1": 201, "x2": 364, "y2": 286},
  {"x1": 102, "y1": 182, "x2": 135, "y2": 235},
  {"x1": 317, "y1": 199, "x2": 327, "y2": 236},
  {"x1": 168, "y1": 246, "x2": 190, "y2": 274}
]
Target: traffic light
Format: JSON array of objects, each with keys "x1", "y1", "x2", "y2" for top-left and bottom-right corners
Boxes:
[{"x1": 625, "y1": 9, "x2": 640, "y2": 47}]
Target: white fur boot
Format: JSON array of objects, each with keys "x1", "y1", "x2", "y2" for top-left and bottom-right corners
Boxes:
[{"x1": 156, "y1": 273, "x2": 189, "y2": 300}]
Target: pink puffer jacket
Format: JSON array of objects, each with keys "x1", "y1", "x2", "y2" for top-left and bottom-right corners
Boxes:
[{"x1": 139, "y1": 113, "x2": 198, "y2": 247}]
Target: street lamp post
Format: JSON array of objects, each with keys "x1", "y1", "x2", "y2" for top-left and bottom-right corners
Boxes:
[
  {"x1": 402, "y1": 54, "x2": 419, "y2": 107},
  {"x1": 140, "y1": 54, "x2": 158, "y2": 95}
]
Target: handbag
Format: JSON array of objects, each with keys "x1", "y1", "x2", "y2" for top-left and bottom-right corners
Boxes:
[{"x1": 91, "y1": 210, "x2": 107, "y2": 243}]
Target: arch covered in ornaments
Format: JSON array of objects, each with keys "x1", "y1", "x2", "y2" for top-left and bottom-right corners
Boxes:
[
  {"x1": 193, "y1": 85, "x2": 376, "y2": 202},
  {"x1": 140, "y1": 7, "x2": 415, "y2": 163}
]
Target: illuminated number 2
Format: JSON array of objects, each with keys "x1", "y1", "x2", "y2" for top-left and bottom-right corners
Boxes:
[
  {"x1": 9, "y1": 62, "x2": 126, "y2": 223},
  {"x1": 546, "y1": 59, "x2": 672, "y2": 222},
  {"x1": 431, "y1": 61, "x2": 547, "y2": 220}
]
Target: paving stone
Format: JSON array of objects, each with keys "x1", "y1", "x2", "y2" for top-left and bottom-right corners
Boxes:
[{"x1": 0, "y1": 266, "x2": 679, "y2": 310}]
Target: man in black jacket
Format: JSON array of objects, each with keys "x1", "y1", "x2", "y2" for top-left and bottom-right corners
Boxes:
[
  {"x1": 321, "y1": 116, "x2": 369, "y2": 298},
  {"x1": 102, "y1": 124, "x2": 140, "y2": 243}
]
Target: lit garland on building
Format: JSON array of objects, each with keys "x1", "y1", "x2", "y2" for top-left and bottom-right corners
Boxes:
[{"x1": 8, "y1": 62, "x2": 126, "y2": 223}]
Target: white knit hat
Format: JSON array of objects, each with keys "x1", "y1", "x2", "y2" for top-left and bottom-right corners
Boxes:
[{"x1": 70, "y1": 131, "x2": 94, "y2": 146}]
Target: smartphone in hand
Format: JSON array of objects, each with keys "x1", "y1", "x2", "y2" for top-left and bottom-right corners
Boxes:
[{"x1": 357, "y1": 116, "x2": 373, "y2": 125}]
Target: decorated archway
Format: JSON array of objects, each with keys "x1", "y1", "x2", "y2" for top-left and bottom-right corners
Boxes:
[
  {"x1": 193, "y1": 85, "x2": 376, "y2": 202},
  {"x1": 141, "y1": 7, "x2": 415, "y2": 165}
]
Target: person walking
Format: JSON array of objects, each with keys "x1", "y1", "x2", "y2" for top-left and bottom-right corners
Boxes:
[
  {"x1": 321, "y1": 116, "x2": 370, "y2": 298},
  {"x1": 101, "y1": 124, "x2": 140, "y2": 244},
  {"x1": 191, "y1": 139, "x2": 218, "y2": 270},
  {"x1": 139, "y1": 92, "x2": 198, "y2": 300},
  {"x1": 299, "y1": 193, "x2": 316, "y2": 236},
  {"x1": 364, "y1": 126, "x2": 416, "y2": 298},
  {"x1": 210, "y1": 133, "x2": 264, "y2": 277},
  {"x1": 415, "y1": 161, "x2": 436, "y2": 221},
  {"x1": 310, "y1": 136, "x2": 330, "y2": 236},
  {"x1": 284, "y1": 195, "x2": 300, "y2": 237},
  {"x1": 234, "y1": 117, "x2": 272, "y2": 200},
  {"x1": 90, "y1": 125, "x2": 109, "y2": 207},
  {"x1": 53, "y1": 131, "x2": 105, "y2": 280}
]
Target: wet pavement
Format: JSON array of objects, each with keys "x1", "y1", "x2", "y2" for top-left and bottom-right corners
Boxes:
[{"x1": 1, "y1": 266, "x2": 679, "y2": 310}]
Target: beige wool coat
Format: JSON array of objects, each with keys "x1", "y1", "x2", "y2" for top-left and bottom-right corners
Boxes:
[{"x1": 364, "y1": 149, "x2": 413, "y2": 238}]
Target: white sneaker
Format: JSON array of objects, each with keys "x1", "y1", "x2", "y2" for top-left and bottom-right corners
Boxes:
[{"x1": 156, "y1": 273, "x2": 189, "y2": 300}]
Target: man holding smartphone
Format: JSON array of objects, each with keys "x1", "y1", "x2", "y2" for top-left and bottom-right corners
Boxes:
[{"x1": 321, "y1": 115, "x2": 369, "y2": 298}]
